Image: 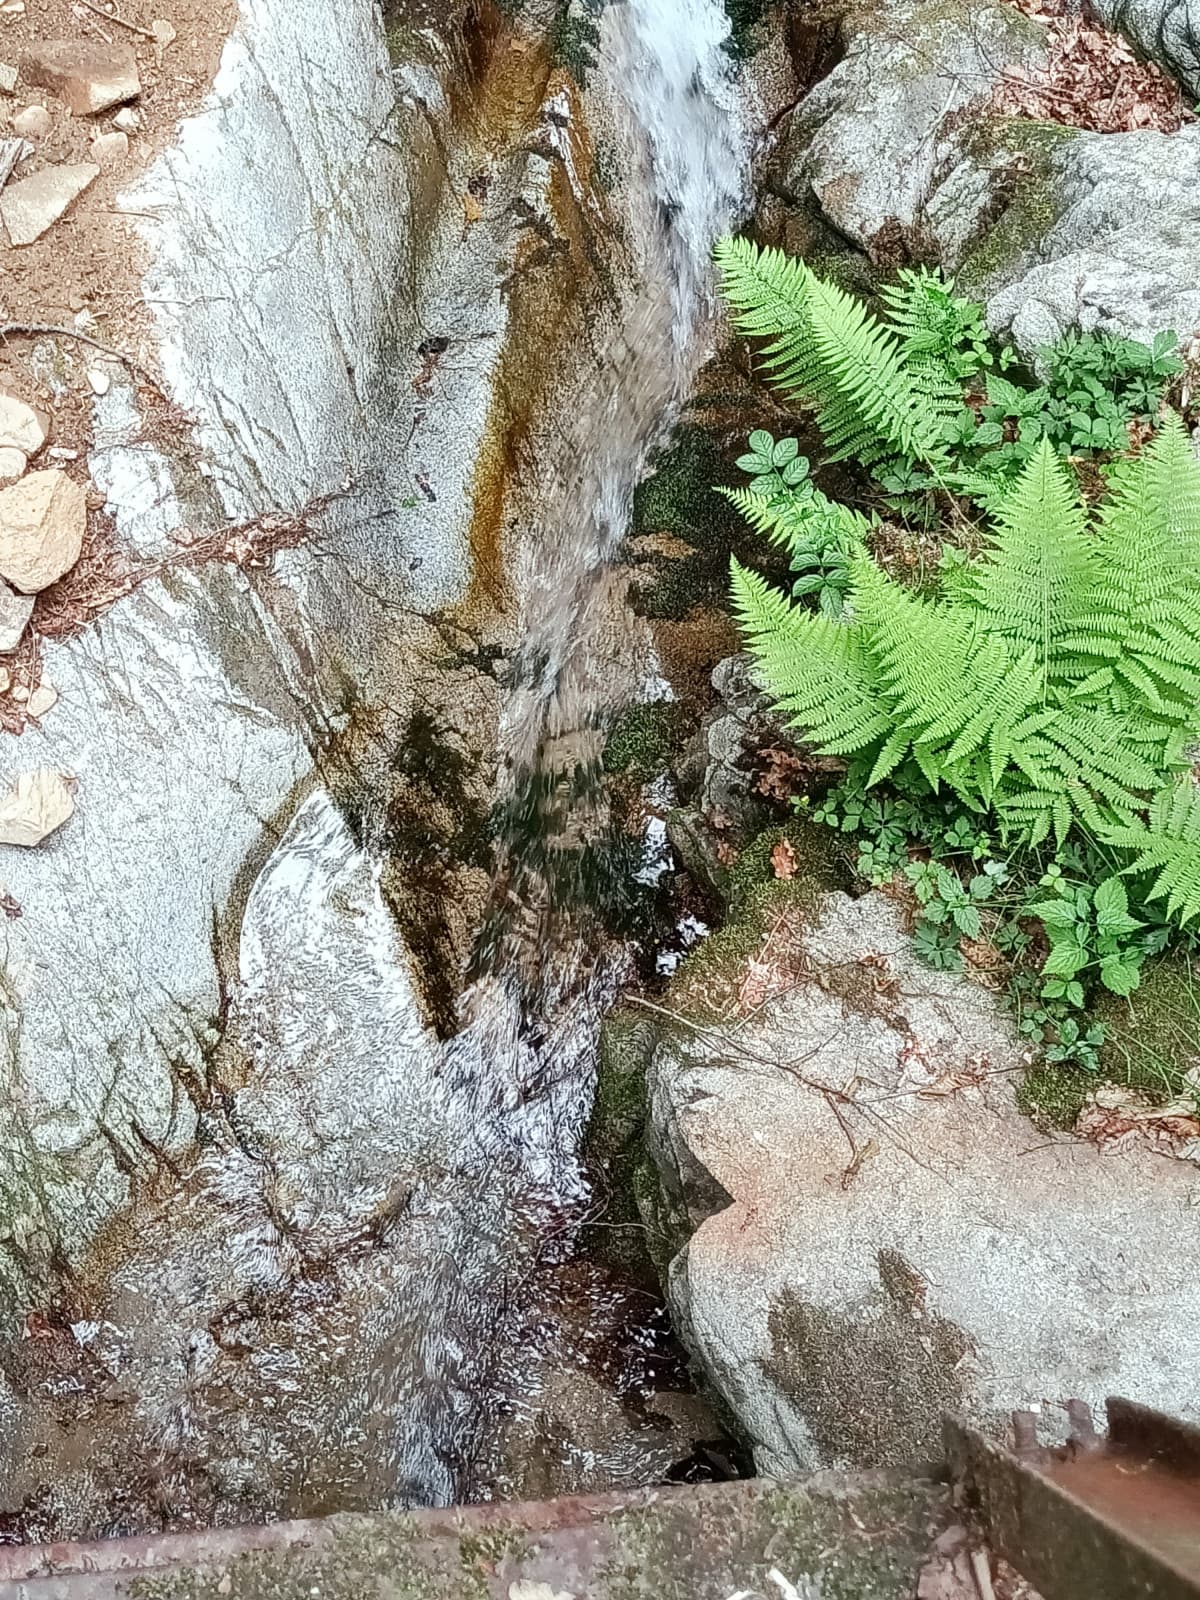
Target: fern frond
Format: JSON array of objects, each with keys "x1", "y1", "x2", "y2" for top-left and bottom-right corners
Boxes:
[
  {"x1": 713, "y1": 237, "x2": 955, "y2": 471},
  {"x1": 1104, "y1": 781, "x2": 1200, "y2": 924},
  {"x1": 1088, "y1": 415, "x2": 1200, "y2": 726},
  {"x1": 968, "y1": 439, "x2": 1097, "y2": 690},
  {"x1": 730, "y1": 558, "x2": 890, "y2": 753},
  {"x1": 713, "y1": 237, "x2": 812, "y2": 342},
  {"x1": 718, "y1": 484, "x2": 871, "y2": 561}
]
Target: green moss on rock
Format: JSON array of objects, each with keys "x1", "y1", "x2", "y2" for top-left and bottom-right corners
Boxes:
[
  {"x1": 957, "y1": 117, "x2": 1081, "y2": 290},
  {"x1": 603, "y1": 700, "x2": 684, "y2": 781},
  {"x1": 666, "y1": 818, "x2": 850, "y2": 1021},
  {"x1": 583, "y1": 1010, "x2": 663, "y2": 1285},
  {"x1": 1094, "y1": 954, "x2": 1200, "y2": 1103},
  {"x1": 1016, "y1": 1063, "x2": 1090, "y2": 1132}
]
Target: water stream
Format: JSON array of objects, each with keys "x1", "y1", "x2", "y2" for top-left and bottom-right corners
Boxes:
[
  {"x1": 0, "y1": 0, "x2": 754, "y2": 1536},
  {"x1": 398, "y1": 0, "x2": 751, "y2": 1500}
]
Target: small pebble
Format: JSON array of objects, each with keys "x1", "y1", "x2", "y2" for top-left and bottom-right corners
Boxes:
[
  {"x1": 112, "y1": 106, "x2": 141, "y2": 133},
  {"x1": 12, "y1": 685, "x2": 28, "y2": 704},
  {"x1": 11, "y1": 105, "x2": 52, "y2": 140},
  {"x1": 0, "y1": 61, "x2": 17, "y2": 95},
  {"x1": 87, "y1": 369, "x2": 111, "y2": 397},
  {"x1": 26, "y1": 682, "x2": 57, "y2": 719},
  {"x1": 0, "y1": 668, "x2": 10, "y2": 695},
  {"x1": 90, "y1": 130, "x2": 128, "y2": 172},
  {"x1": 47, "y1": 446, "x2": 78, "y2": 461}
]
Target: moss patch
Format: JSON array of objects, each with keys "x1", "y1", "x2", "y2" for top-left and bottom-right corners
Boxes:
[
  {"x1": 665, "y1": 818, "x2": 850, "y2": 1021},
  {"x1": 1094, "y1": 953, "x2": 1200, "y2": 1103},
  {"x1": 957, "y1": 117, "x2": 1081, "y2": 290},
  {"x1": 583, "y1": 1009, "x2": 662, "y2": 1286},
  {"x1": 629, "y1": 423, "x2": 782, "y2": 623},
  {"x1": 598, "y1": 1477, "x2": 950, "y2": 1600},
  {"x1": 761, "y1": 1251, "x2": 971, "y2": 1470},
  {"x1": 603, "y1": 700, "x2": 685, "y2": 782},
  {"x1": 1016, "y1": 1063, "x2": 1090, "y2": 1132}
]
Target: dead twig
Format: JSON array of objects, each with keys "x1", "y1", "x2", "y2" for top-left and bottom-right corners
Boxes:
[
  {"x1": 0, "y1": 322, "x2": 165, "y2": 396},
  {"x1": 76, "y1": 0, "x2": 157, "y2": 39}
]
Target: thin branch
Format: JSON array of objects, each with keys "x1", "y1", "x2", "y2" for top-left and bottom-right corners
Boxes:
[
  {"x1": 0, "y1": 322, "x2": 165, "y2": 395},
  {"x1": 76, "y1": 0, "x2": 157, "y2": 39}
]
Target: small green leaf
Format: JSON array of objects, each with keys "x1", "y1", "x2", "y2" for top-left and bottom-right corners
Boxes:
[
  {"x1": 1043, "y1": 942, "x2": 1090, "y2": 977},
  {"x1": 772, "y1": 436, "x2": 799, "y2": 466},
  {"x1": 748, "y1": 429, "x2": 774, "y2": 455},
  {"x1": 1093, "y1": 876, "x2": 1142, "y2": 937},
  {"x1": 1027, "y1": 898, "x2": 1079, "y2": 929},
  {"x1": 1099, "y1": 955, "x2": 1141, "y2": 996}
]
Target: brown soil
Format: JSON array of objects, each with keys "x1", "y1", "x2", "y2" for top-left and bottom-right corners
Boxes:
[
  {"x1": 0, "y1": 0, "x2": 236, "y2": 345},
  {"x1": 0, "y1": 0, "x2": 237, "y2": 725}
]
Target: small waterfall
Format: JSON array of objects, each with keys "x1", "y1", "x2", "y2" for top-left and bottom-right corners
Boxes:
[
  {"x1": 435, "y1": 0, "x2": 748, "y2": 1199},
  {"x1": 422, "y1": 0, "x2": 751, "y2": 1496}
]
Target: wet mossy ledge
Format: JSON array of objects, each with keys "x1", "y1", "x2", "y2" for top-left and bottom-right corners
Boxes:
[
  {"x1": 1020, "y1": 953, "x2": 1200, "y2": 1130},
  {"x1": 586, "y1": 812, "x2": 850, "y2": 1288}
]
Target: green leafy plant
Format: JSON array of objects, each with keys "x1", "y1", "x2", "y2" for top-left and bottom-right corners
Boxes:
[
  {"x1": 721, "y1": 429, "x2": 871, "y2": 616},
  {"x1": 1040, "y1": 328, "x2": 1182, "y2": 453},
  {"x1": 717, "y1": 235, "x2": 1200, "y2": 1084},
  {"x1": 879, "y1": 265, "x2": 1002, "y2": 382},
  {"x1": 1027, "y1": 872, "x2": 1147, "y2": 1002},
  {"x1": 713, "y1": 239, "x2": 1181, "y2": 514},
  {"x1": 733, "y1": 421, "x2": 1200, "y2": 853}
]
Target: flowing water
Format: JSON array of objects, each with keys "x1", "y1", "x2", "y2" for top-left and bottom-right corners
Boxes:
[
  {"x1": 0, "y1": 0, "x2": 753, "y2": 1534},
  {"x1": 379, "y1": 0, "x2": 751, "y2": 1500}
]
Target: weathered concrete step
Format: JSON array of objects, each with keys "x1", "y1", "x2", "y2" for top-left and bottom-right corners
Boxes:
[{"x1": 0, "y1": 1473, "x2": 951, "y2": 1599}]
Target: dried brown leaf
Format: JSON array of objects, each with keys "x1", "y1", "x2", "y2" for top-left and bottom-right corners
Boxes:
[{"x1": 771, "y1": 839, "x2": 797, "y2": 879}]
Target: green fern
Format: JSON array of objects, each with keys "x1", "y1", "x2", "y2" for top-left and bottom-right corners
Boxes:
[
  {"x1": 713, "y1": 237, "x2": 957, "y2": 472},
  {"x1": 717, "y1": 483, "x2": 871, "y2": 563},
  {"x1": 731, "y1": 432, "x2": 1200, "y2": 867},
  {"x1": 716, "y1": 235, "x2": 1200, "y2": 922},
  {"x1": 1104, "y1": 783, "x2": 1200, "y2": 924}
]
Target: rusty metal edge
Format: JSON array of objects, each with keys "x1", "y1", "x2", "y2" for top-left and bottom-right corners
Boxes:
[
  {"x1": 0, "y1": 1478, "x2": 817, "y2": 1587},
  {"x1": 1108, "y1": 1396, "x2": 1200, "y2": 1476},
  {"x1": 944, "y1": 1410, "x2": 1200, "y2": 1600}
]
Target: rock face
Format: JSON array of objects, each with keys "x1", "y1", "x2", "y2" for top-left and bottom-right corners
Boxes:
[
  {"x1": 19, "y1": 40, "x2": 139, "y2": 116},
  {"x1": 769, "y1": 0, "x2": 1200, "y2": 351},
  {"x1": 1088, "y1": 0, "x2": 1200, "y2": 95},
  {"x1": 983, "y1": 124, "x2": 1200, "y2": 349},
  {"x1": 774, "y1": 0, "x2": 1046, "y2": 262},
  {"x1": 644, "y1": 888, "x2": 1200, "y2": 1473},
  {"x1": 0, "y1": 0, "x2": 490, "y2": 1338},
  {"x1": 0, "y1": 160, "x2": 98, "y2": 245},
  {"x1": 0, "y1": 470, "x2": 85, "y2": 591}
]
